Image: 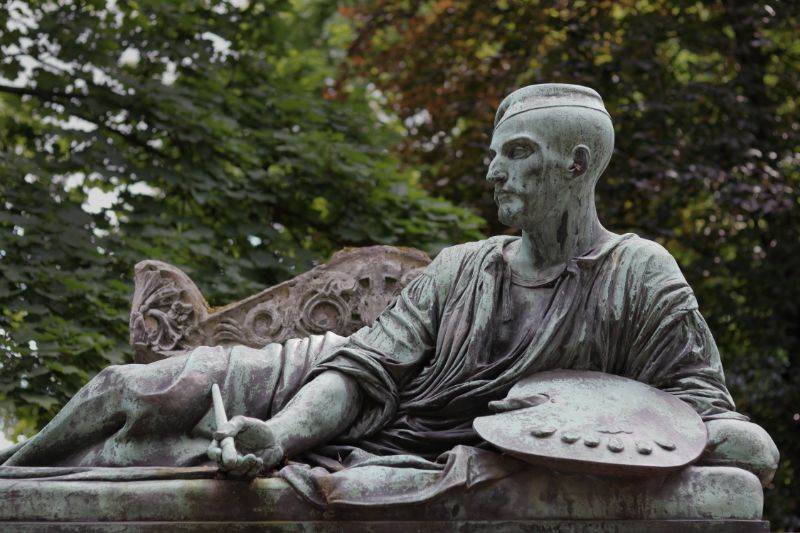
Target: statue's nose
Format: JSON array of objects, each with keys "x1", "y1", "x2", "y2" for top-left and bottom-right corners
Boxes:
[{"x1": 486, "y1": 169, "x2": 508, "y2": 184}]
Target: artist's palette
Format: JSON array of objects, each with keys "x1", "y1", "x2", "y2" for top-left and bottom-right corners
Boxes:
[{"x1": 473, "y1": 370, "x2": 707, "y2": 475}]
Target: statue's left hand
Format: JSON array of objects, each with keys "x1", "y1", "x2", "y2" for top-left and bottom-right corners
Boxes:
[
  {"x1": 207, "y1": 416, "x2": 285, "y2": 478},
  {"x1": 488, "y1": 393, "x2": 550, "y2": 413}
]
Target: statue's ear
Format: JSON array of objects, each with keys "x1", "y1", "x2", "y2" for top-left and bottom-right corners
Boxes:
[{"x1": 568, "y1": 144, "x2": 590, "y2": 179}]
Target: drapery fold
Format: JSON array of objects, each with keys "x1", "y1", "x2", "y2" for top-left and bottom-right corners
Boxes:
[{"x1": 313, "y1": 234, "x2": 744, "y2": 461}]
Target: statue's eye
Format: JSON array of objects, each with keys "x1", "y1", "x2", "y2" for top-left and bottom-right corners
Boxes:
[{"x1": 509, "y1": 145, "x2": 530, "y2": 159}]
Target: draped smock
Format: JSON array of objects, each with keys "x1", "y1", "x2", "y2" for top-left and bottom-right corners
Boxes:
[{"x1": 311, "y1": 234, "x2": 743, "y2": 461}]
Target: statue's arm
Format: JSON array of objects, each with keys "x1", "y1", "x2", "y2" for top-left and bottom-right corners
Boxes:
[
  {"x1": 302, "y1": 251, "x2": 448, "y2": 441},
  {"x1": 650, "y1": 309, "x2": 743, "y2": 418},
  {"x1": 212, "y1": 249, "x2": 452, "y2": 475},
  {"x1": 269, "y1": 369, "x2": 361, "y2": 456},
  {"x1": 622, "y1": 242, "x2": 741, "y2": 417},
  {"x1": 657, "y1": 311, "x2": 779, "y2": 485},
  {"x1": 623, "y1": 243, "x2": 778, "y2": 484},
  {"x1": 211, "y1": 370, "x2": 361, "y2": 475}
]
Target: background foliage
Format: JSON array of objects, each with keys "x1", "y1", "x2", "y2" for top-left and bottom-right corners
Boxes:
[{"x1": 0, "y1": 0, "x2": 797, "y2": 527}]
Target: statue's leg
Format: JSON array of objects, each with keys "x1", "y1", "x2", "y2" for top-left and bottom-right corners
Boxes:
[
  {"x1": 3, "y1": 346, "x2": 228, "y2": 467},
  {"x1": 0, "y1": 441, "x2": 25, "y2": 463},
  {"x1": 699, "y1": 418, "x2": 779, "y2": 486},
  {"x1": 2, "y1": 335, "x2": 343, "y2": 468}
]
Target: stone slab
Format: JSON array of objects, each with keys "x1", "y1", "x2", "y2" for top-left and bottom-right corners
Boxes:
[
  {"x1": 0, "y1": 520, "x2": 770, "y2": 532},
  {"x1": 0, "y1": 465, "x2": 763, "y2": 527}
]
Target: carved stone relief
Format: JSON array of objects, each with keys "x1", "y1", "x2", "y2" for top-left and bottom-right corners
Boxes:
[{"x1": 129, "y1": 246, "x2": 430, "y2": 363}]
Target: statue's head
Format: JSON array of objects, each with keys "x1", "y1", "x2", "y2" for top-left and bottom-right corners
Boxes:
[{"x1": 487, "y1": 84, "x2": 614, "y2": 230}]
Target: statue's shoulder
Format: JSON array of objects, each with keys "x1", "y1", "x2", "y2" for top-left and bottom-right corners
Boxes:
[
  {"x1": 425, "y1": 237, "x2": 509, "y2": 290},
  {"x1": 610, "y1": 233, "x2": 688, "y2": 283},
  {"x1": 437, "y1": 236, "x2": 504, "y2": 256},
  {"x1": 433, "y1": 236, "x2": 509, "y2": 267}
]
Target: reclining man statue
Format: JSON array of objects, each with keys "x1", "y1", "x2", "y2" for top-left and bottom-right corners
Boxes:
[{"x1": 0, "y1": 84, "x2": 778, "y2": 503}]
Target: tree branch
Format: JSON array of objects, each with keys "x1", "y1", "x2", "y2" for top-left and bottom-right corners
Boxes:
[{"x1": 0, "y1": 83, "x2": 82, "y2": 100}]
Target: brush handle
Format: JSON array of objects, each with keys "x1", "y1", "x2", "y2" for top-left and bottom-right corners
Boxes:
[{"x1": 211, "y1": 383, "x2": 239, "y2": 466}]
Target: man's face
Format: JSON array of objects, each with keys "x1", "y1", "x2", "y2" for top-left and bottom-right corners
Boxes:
[{"x1": 486, "y1": 112, "x2": 569, "y2": 229}]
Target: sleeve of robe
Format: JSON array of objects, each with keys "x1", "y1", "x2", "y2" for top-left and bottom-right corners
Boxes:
[
  {"x1": 304, "y1": 247, "x2": 453, "y2": 440},
  {"x1": 621, "y1": 240, "x2": 748, "y2": 421}
]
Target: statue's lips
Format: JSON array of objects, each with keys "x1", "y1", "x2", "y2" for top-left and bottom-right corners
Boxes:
[{"x1": 494, "y1": 191, "x2": 517, "y2": 203}]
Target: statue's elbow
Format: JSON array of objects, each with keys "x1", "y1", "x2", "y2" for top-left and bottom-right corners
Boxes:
[{"x1": 699, "y1": 418, "x2": 780, "y2": 486}]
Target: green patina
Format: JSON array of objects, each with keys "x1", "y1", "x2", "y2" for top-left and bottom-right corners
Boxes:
[{"x1": 0, "y1": 85, "x2": 779, "y2": 528}]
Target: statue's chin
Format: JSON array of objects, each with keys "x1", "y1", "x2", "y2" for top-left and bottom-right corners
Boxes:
[{"x1": 497, "y1": 207, "x2": 522, "y2": 229}]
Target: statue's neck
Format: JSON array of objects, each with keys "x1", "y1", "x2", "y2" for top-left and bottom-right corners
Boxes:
[{"x1": 510, "y1": 198, "x2": 607, "y2": 281}]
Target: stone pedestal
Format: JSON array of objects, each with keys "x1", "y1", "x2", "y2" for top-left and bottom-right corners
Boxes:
[{"x1": 0, "y1": 465, "x2": 768, "y2": 532}]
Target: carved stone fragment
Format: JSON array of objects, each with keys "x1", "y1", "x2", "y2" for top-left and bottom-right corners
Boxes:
[
  {"x1": 129, "y1": 246, "x2": 430, "y2": 363},
  {"x1": 129, "y1": 260, "x2": 210, "y2": 364}
]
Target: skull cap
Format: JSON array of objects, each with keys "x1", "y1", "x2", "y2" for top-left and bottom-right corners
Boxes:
[{"x1": 494, "y1": 84, "x2": 611, "y2": 129}]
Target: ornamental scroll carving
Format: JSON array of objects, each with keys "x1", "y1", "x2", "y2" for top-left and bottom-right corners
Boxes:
[{"x1": 129, "y1": 246, "x2": 431, "y2": 363}]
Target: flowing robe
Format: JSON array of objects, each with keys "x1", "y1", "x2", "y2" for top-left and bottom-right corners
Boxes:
[
  {"x1": 291, "y1": 233, "x2": 746, "y2": 505},
  {"x1": 312, "y1": 234, "x2": 741, "y2": 452},
  {"x1": 1, "y1": 233, "x2": 745, "y2": 506}
]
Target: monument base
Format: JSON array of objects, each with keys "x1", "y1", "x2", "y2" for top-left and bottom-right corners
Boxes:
[
  {"x1": 0, "y1": 465, "x2": 767, "y2": 532},
  {"x1": 2, "y1": 519, "x2": 770, "y2": 532}
]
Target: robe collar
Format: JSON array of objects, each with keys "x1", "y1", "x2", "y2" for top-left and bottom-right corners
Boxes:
[{"x1": 482, "y1": 232, "x2": 636, "y2": 276}]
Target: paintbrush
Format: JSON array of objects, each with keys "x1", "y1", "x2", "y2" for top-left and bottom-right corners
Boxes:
[{"x1": 211, "y1": 383, "x2": 238, "y2": 467}]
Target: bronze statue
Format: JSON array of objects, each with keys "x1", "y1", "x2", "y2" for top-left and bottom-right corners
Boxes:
[{"x1": 0, "y1": 84, "x2": 778, "y2": 506}]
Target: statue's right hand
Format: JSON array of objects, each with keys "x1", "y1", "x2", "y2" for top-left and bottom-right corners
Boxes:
[{"x1": 207, "y1": 416, "x2": 285, "y2": 477}]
